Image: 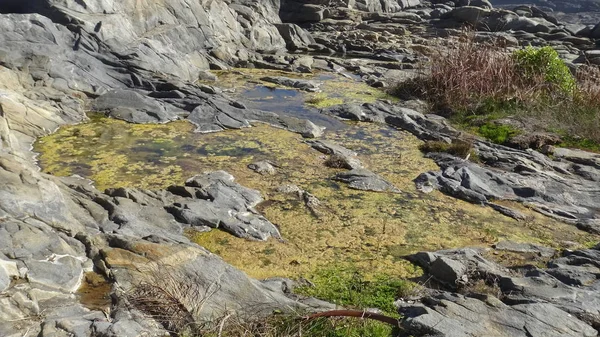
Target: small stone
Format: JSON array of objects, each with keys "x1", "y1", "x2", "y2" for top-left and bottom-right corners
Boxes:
[{"x1": 248, "y1": 161, "x2": 277, "y2": 175}]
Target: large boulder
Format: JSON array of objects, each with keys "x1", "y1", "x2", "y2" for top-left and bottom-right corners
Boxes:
[{"x1": 275, "y1": 23, "x2": 317, "y2": 51}]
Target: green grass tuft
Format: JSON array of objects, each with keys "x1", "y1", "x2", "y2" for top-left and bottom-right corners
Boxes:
[
  {"x1": 295, "y1": 265, "x2": 414, "y2": 317},
  {"x1": 478, "y1": 123, "x2": 519, "y2": 144}
]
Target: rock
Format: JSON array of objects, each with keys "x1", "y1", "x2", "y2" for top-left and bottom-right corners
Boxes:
[
  {"x1": 463, "y1": 0, "x2": 493, "y2": 9},
  {"x1": 546, "y1": 261, "x2": 600, "y2": 286},
  {"x1": 404, "y1": 245, "x2": 600, "y2": 336},
  {"x1": 93, "y1": 90, "x2": 183, "y2": 124},
  {"x1": 100, "y1": 239, "x2": 318, "y2": 327},
  {"x1": 333, "y1": 168, "x2": 401, "y2": 193},
  {"x1": 0, "y1": 1, "x2": 285, "y2": 83},
  {"x1": 188, "y1": 95, "x2": 325, "y2": 137},
  {"x1": 494, "y1": 240, "x2": 556, "y2": 258},
  {"x1": 487, "y1": 203, "x2": 528, "y2": 221},
  {"x1": 277, "y1": 184, "x2": 323, "y2": 217},
  {"x1": 577, "y1": 219, "x2": 600, "y2": 235},
  {"x1": 306, "y1": 140, "x2": 363, "y2": 169},
  {"x1": 430, "y1": 256, "x2": 468, "y2": 286},
  {"x1": 415, "y1": 147, "x2": 600, "y2": 223},
  {"x1": 553, "y1": 148, "x2": 600, "y2": 169},
  {"x1": 354, "y1": 0, "x2": 420, "y2": 12},
  {"x1": 572, "y1": 164, "x2": 600, "y2": 182},
  {"x1": 260, "y1": 76, "x2": 323, "y2": 92},
  {"x1": 506, "y1": 132, "x2": 562, "y2": 150},
  {"x1": 172, "y1": 171, "x2": 280, "y2": 240},
  {"x1": 444, "y1": 6, "x2": 491, "y2": 25},
  {"x1": 440, "y1": 6, "x2": 558, "y2": 33},
  {"x1": 322, "y1": 102, "x2": 455, "y2": 143},
  {"x1": 399, "y1": 293, "x2": 598, "y2": 337},
  {"x1": 0, "y1": 263, "x2": 10, "y2": 292},
  {"x1": 275, "y1": 23, "x2": 316, "y2": 51},
  {"x1": 248, "y1": 160, "x2": 277, "y2": 175},
  {"x1": 25, "y1": 256, "x2": 84, "y2": 293},
  {"x1": 591, "y1": 22, "x2": 600, "y2": 39},
  {"x1": 408, "y1": 248, "x2": 509, "y2": 280},
  {"x1": 280, "y1": 2, "x2": 328, "y2": 23}
]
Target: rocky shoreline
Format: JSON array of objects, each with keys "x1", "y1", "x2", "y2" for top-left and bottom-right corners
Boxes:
[{"x1": 0, "y1": 0, "x2": 599, "y2": 336}]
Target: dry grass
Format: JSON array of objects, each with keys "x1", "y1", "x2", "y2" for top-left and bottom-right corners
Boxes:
[
  {"x1": 394, "y1": 33, "x2": 600, "y2": 143},
  {"x1": 419, "y1": 140, "x2": 478, "y2": 161},
  {"x1": 200, "y1": 314, "x2": 397, "y2": 337},
  {"x1": 395, "y1": 35, "x2": 528, "y2": 113},
  {"x1": 324, "y1": 154, "x2": 350, "y2": 169},
  {"x1": 126, "y1": 263, "x2": 220, "y2": 335},
  {"x1": 427, "y1": 39, "x2": 522, "y2": 112},
  {"x1": 460, "y1": 279, "x2": 502, "y2": 298},
  {"x1": 125, "y1": 263, "x2": 398, "y2": 337}
]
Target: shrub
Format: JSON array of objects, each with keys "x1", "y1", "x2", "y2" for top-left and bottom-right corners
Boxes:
[
  {"x1": 512, "y1": 46, "x2": 576, "y2": 94},
  {"x1": 393, "y1": 34, "x2": 600, "y2": 144}
]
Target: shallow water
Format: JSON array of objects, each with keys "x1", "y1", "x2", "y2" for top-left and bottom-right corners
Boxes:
[
  {"x1": 208, "y1": 69, "x2": 392, "y2": 130},
  {"x1": 35, "y1": 71, "x2": 595, "y2": 280}
]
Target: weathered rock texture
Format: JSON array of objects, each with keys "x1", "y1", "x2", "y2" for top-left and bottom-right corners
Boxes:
[
  {"x1": 323, "y1": 102, "x2": 600, "y2": 226},
  {"x1": 402, "y1": 244, "x2": 600, "y2": 336},
  {"x1": 0, "y1": 1, "x2": 332, "y2": 336},
  {"x1": 2, "y1": 0, "x2": 600, "y2": 336}
]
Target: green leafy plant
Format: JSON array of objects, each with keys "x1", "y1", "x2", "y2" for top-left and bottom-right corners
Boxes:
[{"x1": 512, "y1": 46, "x2": 576, "y2": 94}]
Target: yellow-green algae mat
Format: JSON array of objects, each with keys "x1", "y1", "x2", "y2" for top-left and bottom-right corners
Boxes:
[{"x1": 35, "y1": 117, "x2": 594, "y2": 280}]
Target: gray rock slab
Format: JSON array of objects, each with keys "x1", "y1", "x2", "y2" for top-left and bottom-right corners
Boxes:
[
  {"x1": 407, "y1": 244, "x2": 600, "y2": 334},
  {"x1": 306, "y1": 139, "x2": 363, "y2": 169},
  {"x1": 399, "y1": 293, "x2": 597, "y2": 337},
  {"x1": 333, "y1": 168, "x2": 401, "y2": 193},
  {"x1": 494, "y1": 240, "x2": 557, "y2": 258},
  {"x1": 25, "y1": 256, "x2": 84, "y2": 293},
  {"x1": 93, "y1": 90, "x2": 183, "y2": 123}
]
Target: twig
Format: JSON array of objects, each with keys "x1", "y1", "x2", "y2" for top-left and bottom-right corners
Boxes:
[{"x1": 217, "y1": 312, "x2": 233, "y2": 337}]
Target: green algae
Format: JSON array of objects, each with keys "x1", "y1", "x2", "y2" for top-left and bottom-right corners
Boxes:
[{"x1": 35, "y1": 115, "x2": 597, "y2": 280}]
